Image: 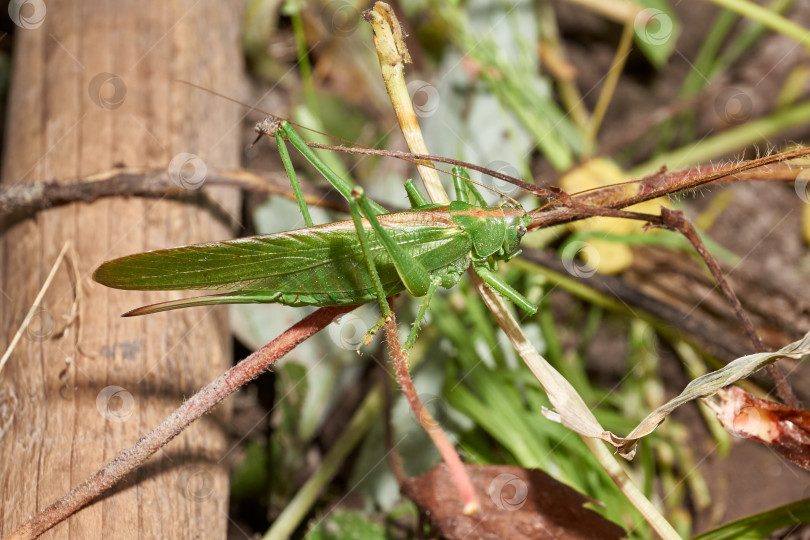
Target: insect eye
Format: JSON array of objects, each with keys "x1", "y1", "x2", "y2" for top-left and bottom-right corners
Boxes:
[{"x1": 517, "y1": 226, "x2": 527, "y2": 236}]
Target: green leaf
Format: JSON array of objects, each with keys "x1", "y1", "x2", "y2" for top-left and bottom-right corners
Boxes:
[
  {"x1": 694, "y1": 497, "x2": 810, "y2": 540},
  {"x1": 230, "y1": 440, "x2": 270, "y2": 501},
  {"x1": 634, "y1": 0, "x2": 681, "y2": 68},
  {"x1": 306, "y1": 508, "x2": 386, "y2": 540}
]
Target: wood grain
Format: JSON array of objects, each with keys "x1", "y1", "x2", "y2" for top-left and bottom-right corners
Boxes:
[{"x1": 0, "y1": 1, "x2": 243, "y2": 538}]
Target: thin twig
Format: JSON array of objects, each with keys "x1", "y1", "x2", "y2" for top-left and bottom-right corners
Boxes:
[
  {"x1": 529, "y1": 147, "x2": 810, "y2": 231},
  {"x1": 0, "y1": 167, "x2": 345, "y2": 218},
  {"x1": 567, "y1": 203, "x2": 797, "y2": 406},
  {"x1": 4, "y1": 305, "x2": 356, "y2": 540}
]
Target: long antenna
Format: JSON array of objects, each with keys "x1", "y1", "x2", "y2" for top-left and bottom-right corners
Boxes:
[{"x1": 180, "y1": 80, "x2": 556, "y2": 203}]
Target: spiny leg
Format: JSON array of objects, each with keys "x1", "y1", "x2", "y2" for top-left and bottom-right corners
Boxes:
[
  {"x1": 276, "y1": 120, "x2": 432, "y2": 298},
  {"x1": 353, "y1": 186, "x2": 431, "y2": 298},
  {"x1": 474, "y1": 265, "x2": 537, "y2": 315},
  {"x1": 347, "y1": 191, "x2": 392, "y2": 319},
  {"x1": 404, "y1": 279, "x2": 440, "y2": 352},
  {"x1": 360, "y1": 277, "x2": 437, "y2": 352},
  {"x1": 452, "y1": 166, "x2": 487, "y2": 207},
  {"x1": 404, "y1": 179, "x2": 428, "y2": 207}
]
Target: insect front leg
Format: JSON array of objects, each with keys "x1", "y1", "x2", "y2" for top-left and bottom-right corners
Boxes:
[
  {"x1": 473, "y1": 264, "x2": 537, "y2": 315},
  {"x1": 403, "y1": 279, "x2": 440, "y2": 352}
]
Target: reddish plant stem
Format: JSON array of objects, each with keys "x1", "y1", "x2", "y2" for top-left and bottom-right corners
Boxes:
[
  {"x1": 529, "y1": 147, "x2": 810, "y2": 232},
  {"x1": 657, "y1": 209, "x2": 798, "y2": 407},
  {"x1": 4, "y1": 305, "x2": 356, "y2": 540},
  {"x1": 381, "y1": 366, "x2": 407, "y2": 485},
  {"x1": 382, "y1": 311, "x2": 481, "y2": 514}
]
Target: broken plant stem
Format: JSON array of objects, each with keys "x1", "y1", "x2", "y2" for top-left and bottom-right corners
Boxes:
[
  {"x1": 582, "y1": 437, "x2": 682, "y2": 540},
  {"x1": 4, "y1": 305, "x2": 356, "y2": 540},
  {"x1": 472, "y1": 271, "x2": 679, "y2": 536},
  {"x1": 364, "y1": 2, "x2": 447, "y2": 203}
]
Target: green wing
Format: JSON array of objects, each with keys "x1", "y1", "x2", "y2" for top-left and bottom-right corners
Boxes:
[{"x1": 94, "y1": 211, "x2": 472, "y2": 314}]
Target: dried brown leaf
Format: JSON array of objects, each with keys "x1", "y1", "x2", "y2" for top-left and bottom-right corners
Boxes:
[
  {"x1": 708, "y1": 386, "x2": 810, "y2": 470},
  {"x1": 402, "y1": 464, "x2": 626, "y2": 540}
]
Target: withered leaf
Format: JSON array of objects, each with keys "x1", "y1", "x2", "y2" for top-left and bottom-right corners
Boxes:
[
  {"x1": 708, "y1": 386, "x2": 810, "y2": 470},
  {"x1": 402, "y1": 464, "x2": 625, "y2": 540}
]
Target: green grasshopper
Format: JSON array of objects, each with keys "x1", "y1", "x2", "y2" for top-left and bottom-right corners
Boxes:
[{"x1": 93, "y1": 116, "x2": 539, "y2": 335}]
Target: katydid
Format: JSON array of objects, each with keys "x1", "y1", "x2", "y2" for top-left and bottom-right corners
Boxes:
[{"x1": 93, "y1": 118, "x2": 538, "y2": 329}]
